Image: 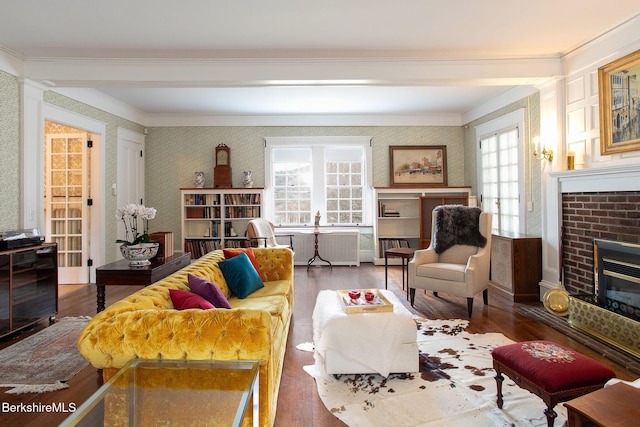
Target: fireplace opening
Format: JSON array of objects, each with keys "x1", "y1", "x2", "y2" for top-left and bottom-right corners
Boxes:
[{"x1": 593, "y1": 238, "x2": 640, "y2": 323}]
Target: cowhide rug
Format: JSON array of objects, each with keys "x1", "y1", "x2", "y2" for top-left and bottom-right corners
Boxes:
[{"x1": 302, "y1": 319, "x2": 567, "y2": 427}]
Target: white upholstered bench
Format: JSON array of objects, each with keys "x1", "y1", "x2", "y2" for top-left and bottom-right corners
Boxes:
[{"x1": 312, "y1": 289, "x2": 418, "y2": 376}]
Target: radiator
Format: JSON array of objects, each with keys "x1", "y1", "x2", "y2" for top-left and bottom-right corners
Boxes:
[{"x1": 276, "y1": 229, "x2": 360, "y2": 266}]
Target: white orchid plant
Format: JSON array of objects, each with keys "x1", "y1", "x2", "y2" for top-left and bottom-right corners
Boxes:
[{"x1": 115, "y1": 204, "x2": 157, "y2": 246}]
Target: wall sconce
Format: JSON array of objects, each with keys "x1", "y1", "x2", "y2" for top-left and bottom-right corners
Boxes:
[{"x1": 532, "y1": 136, "x2": 553, "y2": 162}]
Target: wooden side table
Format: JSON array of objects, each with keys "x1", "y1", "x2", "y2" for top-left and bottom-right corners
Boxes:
[
  {"x1": 564, "y1": 382, "x2": 640, "y2": 427},
  {"x1": 384, "y1": 247, "x2": 416, "y2": 300},
  {"x1": 95, "y1": 252, "x2": 191, "y2": 312}
]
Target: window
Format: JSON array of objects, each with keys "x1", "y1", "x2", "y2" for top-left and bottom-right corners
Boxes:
[
  {"x1": 265, "y1": 137, "x2": 371, "y2": 226},
  {"x1": 476, "y1": 110, "x2": 525, "y2": 234},
  {"x1": 272, "y1": 148, "x2": 312, "y2": 224}
]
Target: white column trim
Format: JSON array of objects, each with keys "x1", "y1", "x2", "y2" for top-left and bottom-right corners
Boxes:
[
  {"x1": 536, "y1": 78, "x2": 565, "y2": 299},
  {"x1": 21, "y1": 80, "x2": 46, "y2": 230}
]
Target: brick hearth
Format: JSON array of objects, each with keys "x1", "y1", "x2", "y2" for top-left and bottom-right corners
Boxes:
[{"x1": 561, "y1": 191, "x2": 640, "y2": 295}]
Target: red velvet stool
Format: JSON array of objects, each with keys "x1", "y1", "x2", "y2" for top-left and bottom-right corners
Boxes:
[{"x1": 491, "y1": 340, "x2": 615, "y2": 427}]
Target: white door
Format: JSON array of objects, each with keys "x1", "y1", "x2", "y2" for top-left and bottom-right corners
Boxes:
[
  {"x1": 116, "y1": 129, "x2": 145, "y2": 257},
  {"x1": 478, "y1": 128, "x2": 521, "y2": 234},
  {"x1": 45, "y1": 133, "x2": 90, "y2": 283}
]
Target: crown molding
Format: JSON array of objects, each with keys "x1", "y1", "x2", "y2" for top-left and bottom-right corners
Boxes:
[
  {"x1": 144, "y1": 112, "x2": 463, "y2": 127},
  {"x1": 50, "y1": 87, "x2": 148, "y2": 126},
  {"x1": 0, "y1": 46, "x2": 24, "y2": 76},
  {"x1": 23, "y1": 56, "x2": 561, "y2": 88}
]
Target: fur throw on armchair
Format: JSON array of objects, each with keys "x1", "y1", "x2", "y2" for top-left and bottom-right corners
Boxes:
[{"x1": 434, "y1": 205, "x2": 487, "y2": 254}]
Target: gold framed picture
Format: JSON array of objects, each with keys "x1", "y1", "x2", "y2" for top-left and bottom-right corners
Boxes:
[
  {"x1": 389, "y1": 145, "x2": 447, "y2": 187},
  {"x1": 598, "y1": 49, "x2": 640, "y2": 155}
]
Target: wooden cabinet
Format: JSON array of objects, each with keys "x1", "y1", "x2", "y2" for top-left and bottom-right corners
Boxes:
[
  {"x1": 181, "y1": 188, "x2": 264, "y2": 258},
  {"x1": 489, "y1": 233, "x2": 542, "y2": 302},
  {"x1": 373, "y1": 187, "x2": 471, "y2": 265},
  {"x1": 419, "y1": 194, "x2": 470, "y2": 248},
  {"x1": 0, "y1": 243, "x2": 58, "y2": 338}
]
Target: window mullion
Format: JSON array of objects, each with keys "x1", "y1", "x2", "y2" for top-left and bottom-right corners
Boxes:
[{"x1": 312, "y1": 146, "x2": 325, "y2": 222}]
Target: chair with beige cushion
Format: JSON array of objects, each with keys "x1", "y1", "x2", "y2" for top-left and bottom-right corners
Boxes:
[
  {"x1": 246, "y1": 218, "x2": 294, "y2": 251},
  {"x1": 408, "y1": 206, "x2": 492, "y2": 316}
]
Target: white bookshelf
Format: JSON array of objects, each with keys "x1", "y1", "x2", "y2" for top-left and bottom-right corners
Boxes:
[
  {"x1": 180, "y1": 188, "x2": 264, "y2": 258},
  {"x1": 373, "y1": 187, "x2": 472, "y2": 265}
]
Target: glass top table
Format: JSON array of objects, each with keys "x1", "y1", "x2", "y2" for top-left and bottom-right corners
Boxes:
[{"x1": 60, "y1": 359, "x2": 259, "y2": 427}]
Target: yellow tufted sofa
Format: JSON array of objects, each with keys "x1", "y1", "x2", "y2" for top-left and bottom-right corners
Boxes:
[{"x1": 77, "y1": 247, "x2": 294, "y2": 427}]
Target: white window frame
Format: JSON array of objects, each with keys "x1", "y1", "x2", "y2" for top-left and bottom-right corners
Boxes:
[
  {"x1": 264, "y1": 136, "x2": 373, "y2": 226},
  {"x1": 475, "y1": 109, "x2": 526, "y2": 234}
]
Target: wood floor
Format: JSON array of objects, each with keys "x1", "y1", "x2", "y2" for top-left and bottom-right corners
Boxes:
[{"x1": 0, "y1": 263, "x2": 636, "y2": 427}]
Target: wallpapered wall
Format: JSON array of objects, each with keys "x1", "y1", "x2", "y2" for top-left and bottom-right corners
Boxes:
[
  {"x1": 464, "y1": 93, "x2": 542, "y2": 236},
  {"x1": 0, "y1": 71, "x2": 20, "y2": 231},
  {"x1": 145, "y1": 126, "x2": 465, "y2": 243},
  {"x1": 0, "y1": 69, "x2": 541, "y2": 260}
]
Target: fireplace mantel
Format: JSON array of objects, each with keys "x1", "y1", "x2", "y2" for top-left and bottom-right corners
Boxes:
[{"x1": 550, "y1": 165, "x2": 640, "y2": 194}]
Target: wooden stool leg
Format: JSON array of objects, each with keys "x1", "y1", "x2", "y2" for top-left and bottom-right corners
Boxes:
[
  {"x1": 544, "y1": 406, "x2": 557, "y2": 427},
  {"x1": 494, "y1": 365, "x2": 504, "y2": 409}
]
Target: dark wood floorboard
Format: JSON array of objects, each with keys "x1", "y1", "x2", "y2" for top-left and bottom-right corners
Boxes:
[{"x1": 0, "y1": 264, "x2": 636, "y2": 427}]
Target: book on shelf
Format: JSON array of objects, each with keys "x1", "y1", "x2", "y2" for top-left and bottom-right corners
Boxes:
[
  {"x1": 378, "y1": 238, "x2": 411, "y2": 257},
  {"x1": 224, "y1": 238, "x2": 248, "y2": 248},
  {"x1": 378, "y1": 201, "x2": 401, "y2": 217},
  {"x1": 185, "y1": 207, "x2": 205, "y2": 219},
  {"x1": 184, "y1": 239, "x2": 221, "y2": 259},
  {"x1": 224, "y1": 193, "x2": 261, "y2": 205},
  {"x1": 186, "y1": 206, "x2": 220, "y2": 219},
  {"x1": 226, "y1": 205, "x2": 260, "y2": 218},
  {"x1": 186, "y1": 194, "x2": 219, "y2": 206}
]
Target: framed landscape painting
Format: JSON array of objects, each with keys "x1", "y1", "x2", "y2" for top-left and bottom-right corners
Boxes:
[
  {"x1": 598, "y1": 48, "x2": 640, "y2": 155},
  {"x1": 389, "y1": 145, "x2": 447, "y2": 187}
]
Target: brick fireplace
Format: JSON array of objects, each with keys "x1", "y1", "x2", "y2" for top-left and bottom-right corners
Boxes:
[
  {"x1": 561, "y1": 191, "x2": 640, "y2": 295},
  {"x1": 552, "y1": 166, "x2": 640, "y2": 359}
]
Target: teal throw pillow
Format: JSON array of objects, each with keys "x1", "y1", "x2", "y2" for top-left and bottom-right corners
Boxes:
[{"x1": 218, "y1": 252, "x2": 264, "y2": 299}]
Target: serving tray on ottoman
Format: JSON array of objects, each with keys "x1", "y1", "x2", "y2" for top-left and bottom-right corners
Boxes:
[{"x1": 337, "y1": 289, "x2": 394, "y2": 314}]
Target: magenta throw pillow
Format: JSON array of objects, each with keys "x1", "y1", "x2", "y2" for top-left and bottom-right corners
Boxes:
[
  {"x1": 169, "y1": 289, "x2": 214, "y2": 310},
  {"x1": 187, "y1": 273, "x2": 232, "y2": 309}
]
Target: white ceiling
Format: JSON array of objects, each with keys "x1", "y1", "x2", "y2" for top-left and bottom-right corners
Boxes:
[{"x1": 2, "y1": 0, "x2": 640, "y2": 123}]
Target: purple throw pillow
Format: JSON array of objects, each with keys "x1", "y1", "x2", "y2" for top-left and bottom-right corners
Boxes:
[{"x1": 187, "y1": 273, "x2": 232, "y2": 309}]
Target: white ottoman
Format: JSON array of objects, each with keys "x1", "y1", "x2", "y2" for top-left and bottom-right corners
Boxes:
[{"x1": 312, "y1": 289, "x2": 418, "y2": 376}]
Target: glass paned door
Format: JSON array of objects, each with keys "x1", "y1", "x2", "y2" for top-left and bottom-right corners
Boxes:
[
  {"x1": 479, "y1": 128, "x2": 520, "y2": 234},
  {"x1": 45, "y1": 134, "x2": 88, "y2": 284}
]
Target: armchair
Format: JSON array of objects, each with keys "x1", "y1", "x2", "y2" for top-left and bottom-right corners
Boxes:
[
  {"x1": 246, "y1": 218, "x2": 294, "y2": 251},
  {"x1": 408, "y1": 206, "x2": 492, "y2": 316}
]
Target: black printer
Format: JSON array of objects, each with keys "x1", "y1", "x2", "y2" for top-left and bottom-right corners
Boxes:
[{"x1": 0, "y1": 229, "x2": 45, "y2": 251}]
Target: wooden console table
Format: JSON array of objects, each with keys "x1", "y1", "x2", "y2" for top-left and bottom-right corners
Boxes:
[
  {"x1": 95, "y1": 252, "x2": 190, "y2": 312},
  {"x1": 564, "y1": 382, "x2": 640, "y2": 426}
]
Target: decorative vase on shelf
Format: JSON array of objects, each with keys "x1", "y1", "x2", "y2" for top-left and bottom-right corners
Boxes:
[
  {"x1": 194, "y1": 172, "x2": 205, "y2": 188},
  {"x1": 243, "y1": 170, "x2": 253, "y2": 188},
  {"x1": 120, "y1": 242, "x2": 159, "y2": 266}
]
